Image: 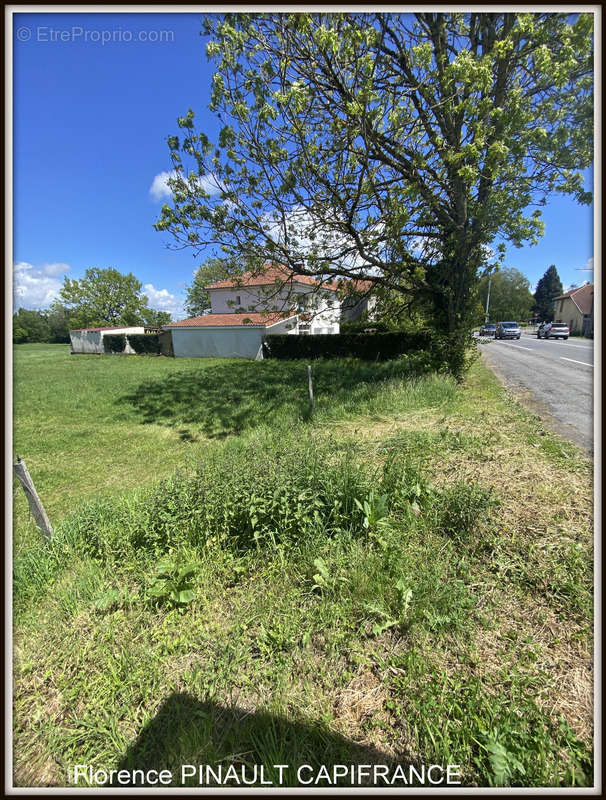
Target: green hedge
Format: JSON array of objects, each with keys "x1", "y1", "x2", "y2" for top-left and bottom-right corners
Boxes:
[
  {"x1": 127, "y1": 333, "x2": 162, "y2": 355},
  {"x1": 263, "y1": 331, "x2": 434, "y2": 361},
  {"x1": 339, "y1": 319, "x2": 394, "y2": 334},
  {"x1": 103, "y1": 334, "x2": 126, "y2": 353}
]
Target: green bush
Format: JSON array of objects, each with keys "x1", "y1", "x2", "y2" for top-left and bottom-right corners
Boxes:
[
  {"x1": 127, "y1": 333, "x2": 161, "y2": 355},
  {"x1": 103, "y1": 334, "x2": 126, "y2": 353},
  {"x1": 263, "y1": 331, "x2": 435, "y2": 362},
  {"x1": 13, "y1": 432, "x2": 500, "y2": 613},
  {"x1": 339, "y1": 319, "x2": 395, "y2": 334},
  {"x1": 434, "y1": 482, "x2": 500, "y2": 543}
]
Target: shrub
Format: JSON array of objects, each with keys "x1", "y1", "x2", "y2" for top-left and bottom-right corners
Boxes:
[
  {"x1": 434, "y1": 482, "x2": 500, "y2": 543},
  {"x1": 103, "y1": 334, "x2": 126, "y2": 353},
  {"x1": 13, "y1": 432, "x2": 501, "y2": 613},
  {"x1": 339, "y1": 319, "x2": 395, "y2": 334},
  {"x1": 263, "y1": 331, "x2": 436, "y2": 362},
  {"x1": 127, "y1": 333, "x2": 162, "y2": 355}
]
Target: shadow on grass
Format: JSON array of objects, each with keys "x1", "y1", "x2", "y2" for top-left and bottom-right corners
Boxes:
[
  {"x1": 119, "y1": 359, "x2": 414, "y2": 438},
  {"x1": 113, "y1": 692, "x2": 420, "y2": 788}
]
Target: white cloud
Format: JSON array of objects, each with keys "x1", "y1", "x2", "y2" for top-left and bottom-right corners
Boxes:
[
  {"x1": 149, "y1": 171, "x2": 174, "y2": 201},
  {"x1": 143, "y1": 283, "x2": 186, "y2": 321},
  {"x1": 42, "y1": 261, "x2": 71, "y2": 277},
  {"x1": 149, "y1": 170, "x2": 224, "y2": 202},
  {"x1": 13, "y1": 261, "x2": 71, "y2": 310}
]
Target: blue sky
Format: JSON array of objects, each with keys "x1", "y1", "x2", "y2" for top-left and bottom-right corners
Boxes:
[{"x1": 12, "y1": 11, "x2": 595, "y2": 321}]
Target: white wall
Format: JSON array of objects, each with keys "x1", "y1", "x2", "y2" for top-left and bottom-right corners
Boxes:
[
  {"x1": 171, "y1": 326, "x2": 267, "y2": 359},
  {"x1": 69, "y1": 327, "x2": 146, "y2": 354},
  {"x1": 70, "y1": 330, "x2": 103, "y2": 354}
]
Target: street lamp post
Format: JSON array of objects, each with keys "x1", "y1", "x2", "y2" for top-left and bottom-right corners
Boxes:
[{"x1": 485, "y1": 274, "x2": 492, "y2": 323}]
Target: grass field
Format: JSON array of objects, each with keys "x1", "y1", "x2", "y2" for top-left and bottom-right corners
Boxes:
[{"x1": 12, "y1": 344, "x2": 594, "y2": 788}]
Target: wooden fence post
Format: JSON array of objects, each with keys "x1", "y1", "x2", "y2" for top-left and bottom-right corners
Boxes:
[
  {"x1": 13, "y1": 457, "x2": 53, "y2": 540},
  {"x1": 307, "y1": 364, "x2": 314, "y2": 414}
]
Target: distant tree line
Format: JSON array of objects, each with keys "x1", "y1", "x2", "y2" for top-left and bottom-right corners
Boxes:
[
  {"x1": 477, "y1": 267, "x2": 534, "y2": 324},
  {"x1": 13, "y1": 303, "x2": 72, "y2": 344},
  {"x1": 476, "y1": 264, "x2": 565, "y2": 324},
  {"x1": 14, "y1": 267, "x2": 173, "y2": 343}
]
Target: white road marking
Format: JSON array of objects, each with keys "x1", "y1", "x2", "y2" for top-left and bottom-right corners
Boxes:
[
  {"x1": 523, "y1": 336, "x2": 593, "y2": 350},
  {"x1": 560, "y1": 357, "x2": 593, "y2": 368}
]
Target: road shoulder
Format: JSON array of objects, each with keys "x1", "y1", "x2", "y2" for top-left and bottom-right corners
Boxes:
[{"x1": 479, "y1": 349, "x2": 593, "y2": 455}]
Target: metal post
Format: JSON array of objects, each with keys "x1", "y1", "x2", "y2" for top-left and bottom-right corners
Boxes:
[
  {"x1": 13, "y1": 457, "x2": 53, "y2": 540},
  {"x1": 307, "y1": 365, "x2": 314, "y2": 414}
]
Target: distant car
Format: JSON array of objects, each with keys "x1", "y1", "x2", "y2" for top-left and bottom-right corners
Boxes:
[
  {"x1": 537, "y1": 322, "x2": 569, "y2": 340},
  {"x1": 495, "y1": 321, "x2": 521, "y2": 340},
  {"x1": 480, "y1": 323, "x2": 497, "y2": 337}
]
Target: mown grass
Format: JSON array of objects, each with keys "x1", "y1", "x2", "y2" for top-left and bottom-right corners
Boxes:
[{"x1": 12, "y1": 344, "x2": 593, "y2": 788}]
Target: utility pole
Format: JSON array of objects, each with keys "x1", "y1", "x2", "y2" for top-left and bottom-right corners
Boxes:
[{"x1": 485, "y1": 274, "x2": 492, "y2": 323}]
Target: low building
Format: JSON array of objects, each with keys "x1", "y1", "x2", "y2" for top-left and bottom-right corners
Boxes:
[
  {"x1": 69, "y1": 326, "x2": 148, "y2": 354},
  {"x1": 163, "y1": 312, "x2": 299, "y2": 360},
  {"x1": 552, "y1": 283, "x2": 594, "y2": 336}
]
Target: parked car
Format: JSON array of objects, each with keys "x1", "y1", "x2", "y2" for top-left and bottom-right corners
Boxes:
[
  {"x1": 495, "y1": 321, "x2": 521, "y2": 339},
  {"x1": 537, "y1": 322, "x2": 569, "y2": 340},
  {"x1": 480, "y1": 323, "x2": 497, "y2": 337}
]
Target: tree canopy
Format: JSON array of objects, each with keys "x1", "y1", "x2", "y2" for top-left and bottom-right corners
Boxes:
[
  {"x1": 184, "y1": 256, "x2": 235, "y2": 317},
  {"x1": 532, "y1": 264, "x2": 564, "y2": 321},
  {"x1": 155, "y1": 12, "x2": 593, "y2": 375},
  {"x1": 478, "y1": 266, "x2": 534, "y2": 323},
  {"x1": 59, "y1": 267, "x2": 172, "y2": 329},
  {"x1": 13, "y1": 302, "x2": 72, "y2": 344}
]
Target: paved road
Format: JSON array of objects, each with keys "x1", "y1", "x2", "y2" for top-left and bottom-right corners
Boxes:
[{"x1": 478, "y1": 332, "x2": 594, "y2": 453}]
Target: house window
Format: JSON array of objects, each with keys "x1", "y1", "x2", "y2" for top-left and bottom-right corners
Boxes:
[
  {"x1": 560, "y1": 300, "x2": 564, "y2": 312},
  {"x1": 235, "y1": 295, "x2": 241, "y2": 305}
]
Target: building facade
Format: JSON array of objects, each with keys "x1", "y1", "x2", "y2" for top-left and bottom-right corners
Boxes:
[
  {"x1": 553, "y1": 283, "x2": 594, "y2": 336},
  {"x1": 163, "y1": 264, "x2": 341, "y2": 358}
]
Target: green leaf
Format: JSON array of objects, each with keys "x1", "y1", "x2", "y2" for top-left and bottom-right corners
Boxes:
[{"x1": 175, "y1": 589, "x2": 196, "y2": 604}]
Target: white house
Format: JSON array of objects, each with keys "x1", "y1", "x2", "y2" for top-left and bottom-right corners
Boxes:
[
  {"x1": 69, "y1": 326, "x2": 147, "y2": 354},
  {"x1": 164, "y1": 264, "x2": 342, "y2": 359},
  {"x1": 340, "y1": 279, "x2": 379, "y2": 322}
]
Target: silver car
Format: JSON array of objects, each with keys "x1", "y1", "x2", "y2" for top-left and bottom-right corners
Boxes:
[
  {"x1": 537, "y1": 322, "x2": 570, "y2": 340},
  {"x1": 480, "y1": 323, "x2": 497, "y2": 337},
  {"x1": 496, "y1": 321, "x2": 521, "y2": 339}
]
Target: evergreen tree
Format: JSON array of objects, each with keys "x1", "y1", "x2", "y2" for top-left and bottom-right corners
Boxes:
[{"x1": 533, "y1": 265, "x2": 563, "y2": 321}]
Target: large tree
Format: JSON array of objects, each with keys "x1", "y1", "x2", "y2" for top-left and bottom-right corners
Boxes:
[
  {"x1": 46, "y1": 301, "x2": 72, "y2": 343},
  {"x1": 478, "y1": 266, "x2": 534, "y2": 323},
  {"x1": 60, "y1": 267, "x2": 152, "y2": 329},
  {"x1": 532, "y1": 264, "x2": 564, "y2": 321},
  {"x1": 155, "y1": 12, "x2": 593, "y2": 376}
]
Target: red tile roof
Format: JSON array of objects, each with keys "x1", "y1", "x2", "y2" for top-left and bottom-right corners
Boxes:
[
  {"x1": 554, "y1": 283, "x2": 594, "y2": 315},
  {"x1": 206, "y1": 263, "x2": 339, "y2": 291},
  {"x1": 343, "y1": 278, "x2": 376, "y2": 293},
  {"x1": 164, "y1": 312, "x2": 297, "y2": 328}
]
